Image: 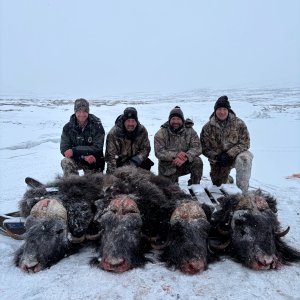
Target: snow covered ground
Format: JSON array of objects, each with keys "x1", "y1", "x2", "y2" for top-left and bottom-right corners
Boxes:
[{"x1": 0, "y1": 88, "x2": 300, "y2": 300}]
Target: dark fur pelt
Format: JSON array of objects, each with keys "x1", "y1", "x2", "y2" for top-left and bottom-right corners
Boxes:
[
  {"x1": 112, "y1": 166, "x2": 194, "y2": 238},
  {"x1": 211, "y1": 189, "x2": 278, "y2": 230},
  {"x1": 20, "y1": 173, "x2": 113, "y2": 215},
  {"x1": 210, "y1": 190, "x2": 300, "y2": 268}
]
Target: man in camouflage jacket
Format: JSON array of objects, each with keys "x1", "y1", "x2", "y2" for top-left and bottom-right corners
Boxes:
[
  {"x1": 200, "y1": 96, "x2": 253, "y2": 192},
  {"x1": 105, "y1": 107, "x2": 153, "y2": 174},
  {"x1": 60, "y1": 98, "x2": 105, "y2": 176},
  {"x1": 154, "y1": 106, "x2": 203, "y2": 185}
]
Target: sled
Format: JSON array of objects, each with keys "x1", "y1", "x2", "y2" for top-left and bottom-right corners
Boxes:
[
  {"x1": 0, "y1": 177, "x2": 46, "y2": 240},
  {"x1": 186, "y1": 183, "x2": 242, "y2": 206},
  {"x1": 0, "y1": 211, "x2": 26, "y2": 240}
]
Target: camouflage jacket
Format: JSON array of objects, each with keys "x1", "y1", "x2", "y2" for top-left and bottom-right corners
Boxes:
[
  {"x1": 154, "y1": 119, "x2": 201, "y2": 176},
  {"x1": 60, "y1": 114, "x2": 105, "y2": 162},
  {"x1": 105, "y1": 115, "x2": 151, "y2": 174},
  {"x1": 200, "y1": 111, "x2": 250, "y2": 162}
]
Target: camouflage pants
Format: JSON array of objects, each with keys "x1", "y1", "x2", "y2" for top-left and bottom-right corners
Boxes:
[
  {"x1": 210, "y1": 151, "x2": 253, "y2": 193},
  {"x1": 61, "y1": 157, "x2": 101, "y2": 177},
  {"x1": 160, "y1": 156, "x2": 203, "y2": 185}
]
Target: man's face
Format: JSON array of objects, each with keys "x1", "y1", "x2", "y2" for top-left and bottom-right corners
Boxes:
[
  {"x1": 75, "y1": 110, "x2": 89, "y2": 124},
  {"x1": 124, "y1": 119, "x2": 137, "y2": 132},
  {"x1": 169, "y1": 116, "x2": 183, "y2": 130},
  {"x1": 215, "y1": 107, "x2": 229, "y2": 121}
]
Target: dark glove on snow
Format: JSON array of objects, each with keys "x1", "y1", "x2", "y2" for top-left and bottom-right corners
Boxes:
[{"x1": 216, "y1": 152, "x2": 231, "y2": 167}]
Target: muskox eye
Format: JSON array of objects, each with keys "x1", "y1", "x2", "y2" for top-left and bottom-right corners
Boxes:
[
  {"x1": 240, "y1": 228, "x2": 246, "y2": 236},
  {"x1": 56, "y1": 229, "x2": 64, "y2": 235},
  {"x1": 125, "y1": 209, "x2": 137, "y2": 214},
  {"x1": 235, "y1": 219, "x2": 244, "y2": 227}
]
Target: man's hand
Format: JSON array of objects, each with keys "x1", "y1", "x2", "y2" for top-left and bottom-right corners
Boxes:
[
  {"x1": 172, "y1": 156, "x2": 187, "y2": 167},
  {"x1": 84, "y1": 155, "x2": 96, "y2": 164},
  {"x1": 64, "y1": 149, "x2": 73, "y2": 158},
  {"x1": 176, "y1": 151, "x2": 188, "y2": 161}
]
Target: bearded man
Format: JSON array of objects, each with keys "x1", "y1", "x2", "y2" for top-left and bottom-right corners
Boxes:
[
  {"x1": 154, "y1": 106, "x2": 203, "y2": 185},
  {"x1": 105, "y1": 107, "x2": 153, "y2": 174}
]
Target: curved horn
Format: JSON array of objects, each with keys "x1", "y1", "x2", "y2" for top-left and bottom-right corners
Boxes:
[
  {"x1": 207, "y1": 243, "x2": 216, "y2": 255},
  {"x1": 209, "y1": 239, "x2": 231, "y2": 251},
  {"x1": 275, "y1": 226, "x2": 290, "y2": 237},
  {"x1": 141, "y1": 234, "x2": 170, "y2": 250},
  {"x1": 217, "y1": 226, "x2": 230, "y2": 237},
  {"x1": 151, "y1": 240, "x2": 170, "y2": 250},
  {"x1": 68, "y1": 233, "x2": 86, "y2": 243},
  {"x1": 85, "y1": 231, "x2": 102, "y2": 241}
]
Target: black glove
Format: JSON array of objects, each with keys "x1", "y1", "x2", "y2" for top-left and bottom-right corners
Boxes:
[
  {"x1": 216, "y1": 152, "x2": 231, "y2": 167},
  {"x1": 130, "y1": 155, "x2": 142, "y2": 167}
]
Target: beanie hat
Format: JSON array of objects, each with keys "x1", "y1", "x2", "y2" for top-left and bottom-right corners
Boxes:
[
  {"x1": 74, "y1": 98, "x2": 89, "y2": 113},
  {"x1": 214, "y1": 96, "x2": 231, "y2": 111},
  {"x1": 123, "y1": 107, "x2": 138, "y2": 122},
  {"x1": 169, "y1": 106, "x2": 184, "y2": 122}
]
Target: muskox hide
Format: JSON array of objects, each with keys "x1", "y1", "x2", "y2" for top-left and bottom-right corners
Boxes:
[
  {"x1": 210, "y1": 190, "x2": 300, "y2": 270},
  {"x1": 15, "y1": 199, "x2": 71, "y2": 273},
  {"x1": 15, "y1": 174, "x2": 113, "y2": 272},
  {"x1": 161, "y1": 201, "x2": 213, "y2": 274},
  {"x1": 92, "y1": 166, "x2": 212, "y2": 274}
]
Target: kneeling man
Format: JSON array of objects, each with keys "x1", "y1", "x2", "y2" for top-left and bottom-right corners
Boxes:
[{"x1": 200, "y1": 96, "x2": 253, "y2": 193}]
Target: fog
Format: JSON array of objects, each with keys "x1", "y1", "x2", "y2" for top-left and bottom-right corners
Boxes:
[{"x1": 0, "y1": 0, "x2": 299, "y2": 97}]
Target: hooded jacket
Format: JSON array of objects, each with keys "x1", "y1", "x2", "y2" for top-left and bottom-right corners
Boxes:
[
  {"x1": 200, "y1": 111, "x2": 250, "y2": 162},
  {"x1": 154, "y1": 119, "x2": 201, "y2": 176},
  {"x1": 60, "y1": 114, "x2": 105, "y2": 162},
  {"x1": 105, "y1": 115, "x2": 151, "y2": 174}
]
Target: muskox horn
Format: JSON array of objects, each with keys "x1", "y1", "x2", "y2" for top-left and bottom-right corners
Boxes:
[
  {"x1": 144, "y1": 234, "x2": 171, "y2": 250},
  {"x1": 151, "y1": 240, "x2": 170, "y2": 250},
  {"x1": 217, "y1": 226, "x2": 230, "y2": 237},
  {"x1": 31, "y1": 198, "x2": 67, "y2": 221},
  {"x1": 68, "y1": 233, "x2": 86, "y2": 243},
  {"x1": 208, "y1": 243, "x2": 216, "y2": 255},
  {"x1": 209, "y1": 239, "x2": 231, "y2": 251},
  {"x1": 275, "y1": 226, "x2": 290, "y2": 237},
  {"x1": 85, "y1": 231, "x2": 102, "y2": 241}
]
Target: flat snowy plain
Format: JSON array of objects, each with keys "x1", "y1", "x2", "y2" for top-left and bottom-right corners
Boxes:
[{"x1": 0, "y1": 88, "x2": 299, "y2": 300}]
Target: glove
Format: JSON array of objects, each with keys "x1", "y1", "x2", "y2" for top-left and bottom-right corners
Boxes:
[
  {"x1": 216, "y1": 152, "x2": 231, "y2": 167},
  {"x1": 130, "y1": 155, "x2": 141, "y2": 167}
]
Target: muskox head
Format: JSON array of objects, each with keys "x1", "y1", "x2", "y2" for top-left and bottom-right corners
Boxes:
[
  {"x1": 161, "y1": 201, "x2": 211, "y2": 274},
  {"x1": 92, "y1": 194, "x2": 146, "y2": 272},
  {"x1": 14, "y1": 199, "x2": 70, "y2": 273},
  {"x1": 63, "y1": 201, "x2": 94, "y2": 240},
  {"x1": 91, "y1": 168, "x2": 180, "y2": 273},
  {"x1": 55, "y1": 173, "x2": 116, "y2": 241},
  {"x1": 211, "y1": 190, "x2": 300, "y2": 270}
]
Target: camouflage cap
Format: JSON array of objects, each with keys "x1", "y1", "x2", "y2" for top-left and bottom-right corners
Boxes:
[{"x1": 74, "y1": 98, "x2": 89, "y2": 113}]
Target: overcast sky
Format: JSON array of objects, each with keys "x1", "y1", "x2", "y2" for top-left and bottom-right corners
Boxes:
[{"x1": 0, "y1": 0, "x2": 299, "y2": 97}]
